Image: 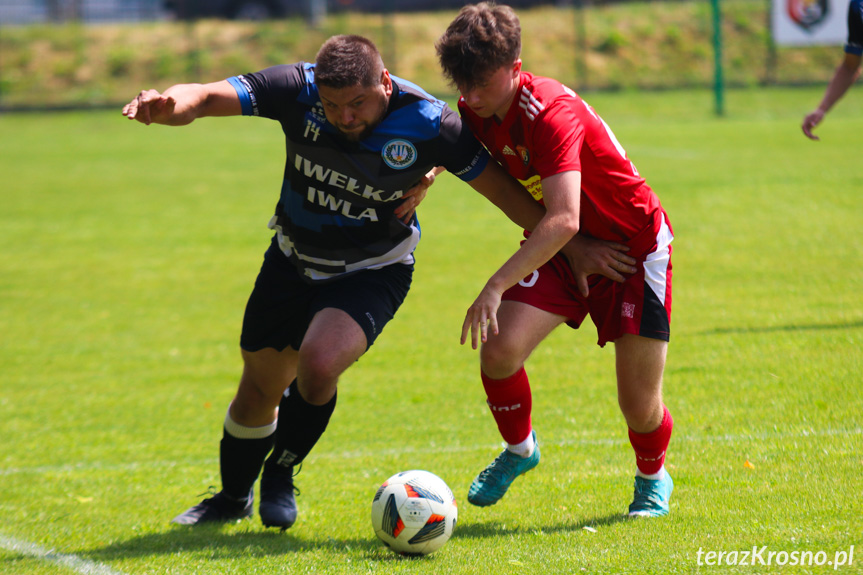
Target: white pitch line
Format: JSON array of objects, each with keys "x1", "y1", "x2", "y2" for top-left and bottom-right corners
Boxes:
[
  {"x1": 0, "y1": 460, "x2": 193, "y2": 477},
  {"x1": 0, "y1": 534, "x2": 129, "y2": 575},
  {"x1": 0, "y1": 426, "x2": 859, "y2": 477},
  {"x1": 315, "y1": 426, "x2": 863, "y2": 460}
]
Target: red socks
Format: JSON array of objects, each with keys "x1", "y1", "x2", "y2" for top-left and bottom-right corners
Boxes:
[
  {"x1": 483, "y1": 367, "x2": 672, "y2": 476},
  {"x1": 629, "y1": 405, "x2": 673, "y2": 476},
  {"x1": 481, "y1": 367, "x2": 533, "y2": 445}
]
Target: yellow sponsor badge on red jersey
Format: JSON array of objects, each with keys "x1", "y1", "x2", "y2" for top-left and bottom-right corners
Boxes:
[{"x1": 519, "y1": 174, "x2": 544, "y2": 202}]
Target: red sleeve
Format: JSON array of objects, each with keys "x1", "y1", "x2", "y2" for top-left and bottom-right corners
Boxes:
[{"x1": 530, "y1": 99, "x2": 584, "y2": 178}]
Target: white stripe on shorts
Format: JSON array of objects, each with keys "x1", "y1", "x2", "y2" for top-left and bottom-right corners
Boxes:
[{"x1": 643, "y1": 214, "x2": 673, "y2": 305}]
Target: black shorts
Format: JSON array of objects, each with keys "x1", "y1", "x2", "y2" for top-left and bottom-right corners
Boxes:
[{"x1": 240, "y1": 237, "x2": 414, "y2": 353}]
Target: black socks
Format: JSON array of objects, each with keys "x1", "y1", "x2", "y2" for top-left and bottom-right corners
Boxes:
[{"x1": 263, "y1": 379, "x2": 337, "y2": 477}]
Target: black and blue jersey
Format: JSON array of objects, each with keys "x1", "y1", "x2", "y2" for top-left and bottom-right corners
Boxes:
[
  {"x1": 847, "y1": 0, "x2": 863, "y2": 55},
  {"x1": 227, "y1": 63, "x2": 489, "y2": 282}
]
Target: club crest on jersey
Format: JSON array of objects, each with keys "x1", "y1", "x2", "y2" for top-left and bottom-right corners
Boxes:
[
  {"x1": 517, "y1": 145, "x2": 530, "y2": 166},
  {"x1": 382, "y1": 139, "x2": 417, "y2": 170}
]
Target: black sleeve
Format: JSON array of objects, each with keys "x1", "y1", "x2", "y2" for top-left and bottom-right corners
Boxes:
[
  {"x1": 847, "y1": 0, "x2": 863, "y2": 54},
  {"x1": 229, "y1": 63, "x2": 307, "y2": 120},
  {"x1": 437, "y1": 105, "x2": 490, "y2": 182}
]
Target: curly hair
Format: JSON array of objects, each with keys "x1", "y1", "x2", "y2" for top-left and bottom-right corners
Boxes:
[
  {"x1": 435, "y1": 3, "x2": 521, "y2": 91},
  {"x1": 315, "y1": 35, "x2": 384, "y2": 89}
]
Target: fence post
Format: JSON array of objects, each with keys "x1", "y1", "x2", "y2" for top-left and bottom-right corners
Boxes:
[{"x1": 711, "y1": 0, "x2": 725, "y2": 116}]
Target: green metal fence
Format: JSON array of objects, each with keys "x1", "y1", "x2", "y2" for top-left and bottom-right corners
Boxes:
[{"x1": 0, "y1": 0, "x2": 852, "y2": 111}]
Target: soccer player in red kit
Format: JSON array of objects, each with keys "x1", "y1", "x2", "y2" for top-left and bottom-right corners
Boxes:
[{"x1": 437, "y1": 3, "x2": 675, "y2": 516}]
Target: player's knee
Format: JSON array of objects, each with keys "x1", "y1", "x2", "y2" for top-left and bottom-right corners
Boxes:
[
  {"x1": 295, "y1": 372, "x2": 338, "y2": 406},
  {"x1": 297, "y1": 347, "x2": 340, "y2": 383},
  {"x1": 618, "y1": 396, "x2": 662, "y2": 432},
  {"x1": 296, "y1": 343, "x2": 347, "y2": 400},
  {"x1": 480, "y1": 340, "x2": 523, "y2": 379}
]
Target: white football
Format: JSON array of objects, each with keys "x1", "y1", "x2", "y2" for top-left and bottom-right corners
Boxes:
[{"x1": 371, "y1": 470, "x2": 458, "y2": 556}]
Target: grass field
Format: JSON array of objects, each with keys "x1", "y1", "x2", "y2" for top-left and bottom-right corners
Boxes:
[{"x1": 1, "y1": 86, "x2": 862, "y2": 574}]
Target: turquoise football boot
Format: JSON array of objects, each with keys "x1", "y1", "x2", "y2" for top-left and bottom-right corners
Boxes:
[
  {"x1": 468, "y1": 431, "x2": 540, "y2": 507},
  {"x1": 627, "y1": 472, "x2": 673, "y2": 517}
]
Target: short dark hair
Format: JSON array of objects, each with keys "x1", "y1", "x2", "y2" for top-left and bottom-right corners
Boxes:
[
  {"x1": 315, "y1": 35, "x2": 384, "y2": 89},
  {"x1": 436, "y1": 3, "x2": 521, "y2": 91}
]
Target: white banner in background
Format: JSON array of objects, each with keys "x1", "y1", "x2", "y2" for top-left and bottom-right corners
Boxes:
[{"x1": 773, "y1": 0, "x2": 848, "y2": 45}]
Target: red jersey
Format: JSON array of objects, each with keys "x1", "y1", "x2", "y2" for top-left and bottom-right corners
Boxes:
[{"x1": 459, "y1": 72, "x2": 669, "y2": 253}]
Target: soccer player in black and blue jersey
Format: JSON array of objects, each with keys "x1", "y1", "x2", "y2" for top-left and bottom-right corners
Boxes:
[
  {"x1": 122, "y1": 34, "x2": 634, "y2": 530},
  {"x1": 802, "y1": 0, "x2": 862, "y2": 139}
]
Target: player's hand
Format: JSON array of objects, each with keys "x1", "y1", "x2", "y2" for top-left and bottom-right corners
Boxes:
[
  {"x1": 122, "y1": 89, "x2": 176, "y2": 125},
  {"x1": 395, "y1": 168, "x2": 438, "y2": 224},
  {"x1": 802, "y1": 109, "x2": 824, "y2": 140},
  {"x1": 461, "y1": 285, "x2": 502, "y2": 350},
  {"x1": 561, "y1": 236, "x2": 637, "y2": 298}
]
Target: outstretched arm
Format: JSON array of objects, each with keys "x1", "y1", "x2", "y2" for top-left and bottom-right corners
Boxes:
[
  {"x1": 122, "y1": 80, "x2": 242, "y2": 126},
  {"x1": 462, "y1": 170, "x2": 582, "y2": 348},
  {"x1": 802, "y1": 52, "x2": 862, "y2": 140}
]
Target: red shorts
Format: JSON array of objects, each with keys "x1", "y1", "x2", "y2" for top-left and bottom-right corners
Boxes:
[{"x1": 502, "y1": 213, "x2": 673, "y2": 347}]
